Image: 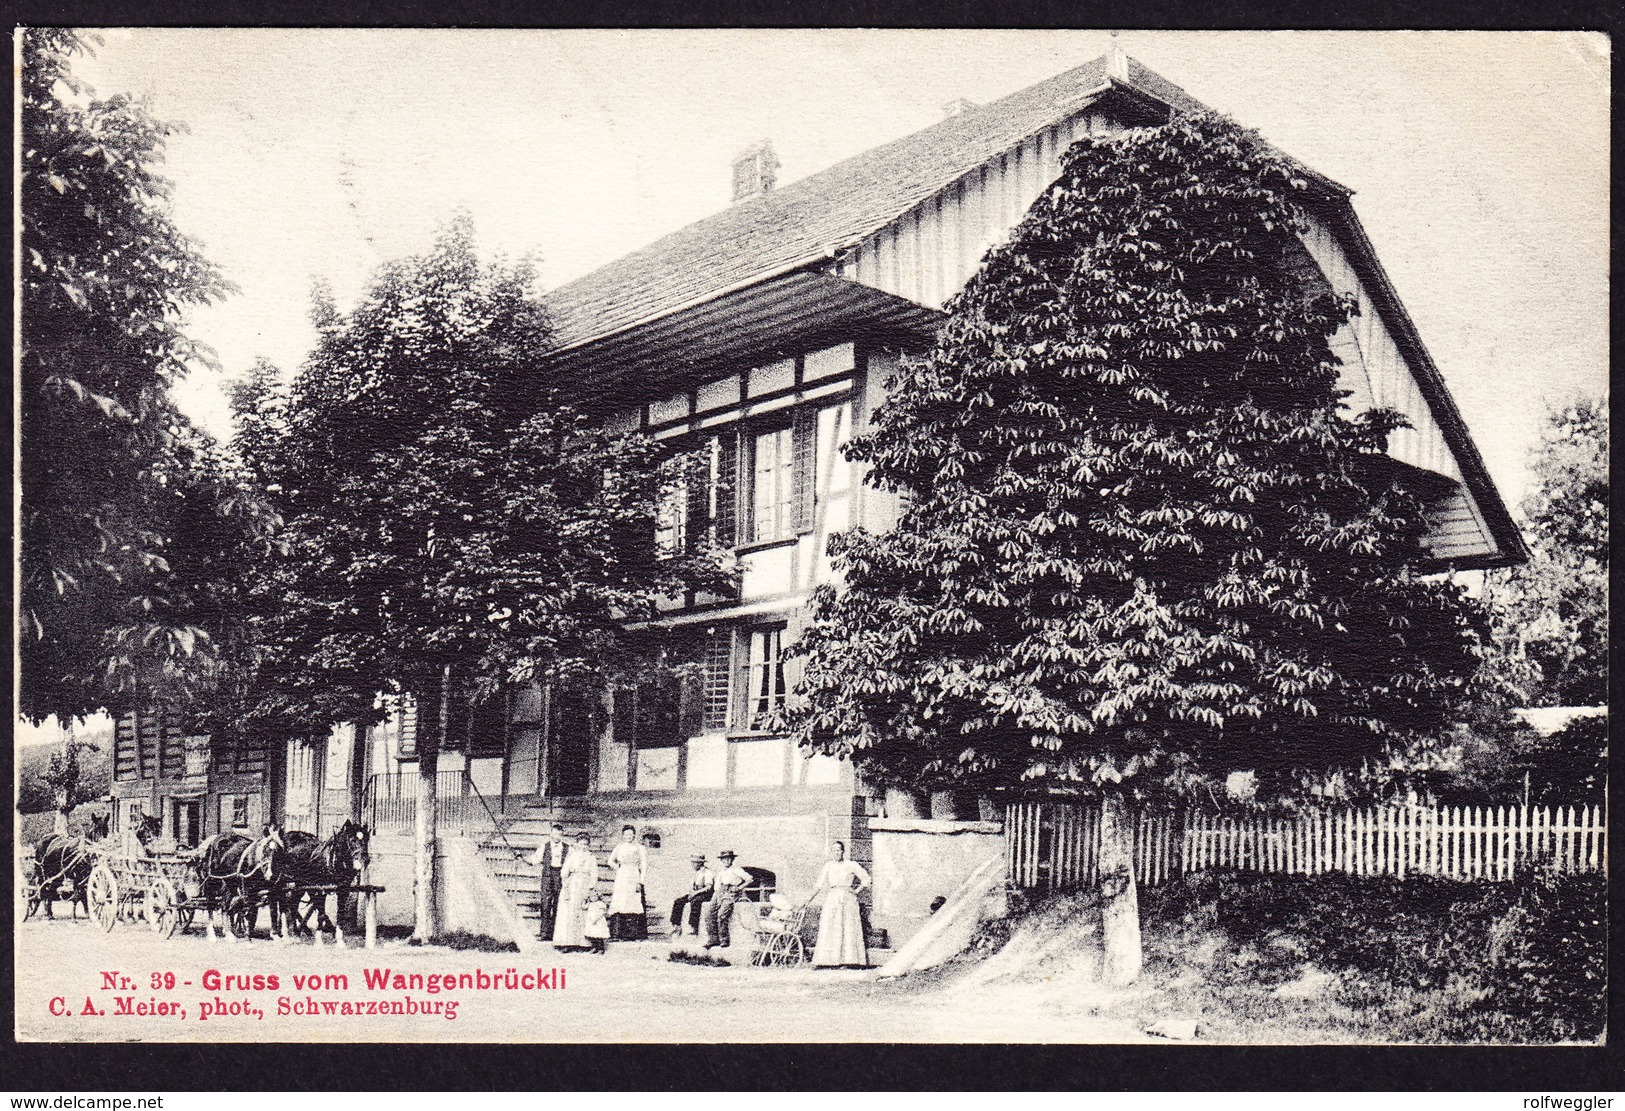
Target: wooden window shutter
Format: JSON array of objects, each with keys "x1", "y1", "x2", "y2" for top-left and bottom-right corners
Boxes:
[
  {"x1": 791, "y1": 406, "x2": 817, "y2": 533},
  {"x1": 715, "y1": 432, "x2": 738, "y2": 547},
  {"x1": 678, "y1": 668, "x2": 704, "y2": 740},
  {"x1": 399, "y1": 698, "x2": 418, "y2": 757},
  {"x1": 612, "y1": 687, "x2": 637, "y2": 746},
  {"x1": 115, "y1": 712, "x2": 139, "y2": 780}
]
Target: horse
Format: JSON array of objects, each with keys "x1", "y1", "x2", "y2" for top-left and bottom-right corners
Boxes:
[
  {"x1": 26, "y1": 812, "x2": 128, "y2": 920},
  {"x1": 188, "y1": 827, "x2": 287, "y2": 943},
  {"x1": 280, "y1": 819, "x2": 370, "y2": 947}
]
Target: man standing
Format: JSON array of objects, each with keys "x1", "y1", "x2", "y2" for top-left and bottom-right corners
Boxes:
[
  {"x1": 704, "y1": 850, "x2": 752, "y2": 950},
  {"x1": 669, "y1": 853, "x2": 713, "y2": 938},
  {"x1": 522, "y1": 823, "x2": 569, "y2": 941}
]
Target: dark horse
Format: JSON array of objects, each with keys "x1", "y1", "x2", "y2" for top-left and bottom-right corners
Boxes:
[
  {"x1": 26, "y1": 813, "x2": 154, "y2": 920},
  {"x1": 280, "y1": 819, "x2": 370, "y2": 946},
  {"x1": 189, "y1": 827, "x2": 287, "y2": 943}
]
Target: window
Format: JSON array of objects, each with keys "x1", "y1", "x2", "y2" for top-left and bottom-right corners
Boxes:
[
  {"x1": 746, "y1": 408, "x2": 818, "y2": 546},
  {"x1": 614, "y1": 666, "x2": 685, "y2": 750},
  {"x1": 742, "y1": 625, "x2": 788, "y2": 730},
  {"x1": 227, "y1": 795, "x2": 249, "y2": 830},
  {"x1": 680, "y1": 436, "x2": 737, "y2": 552},
  {"x1": 701, "y1": 631, "x2": 733, "y2": 733},
  {"x1": 655, "y1": 455, "x2": 688, "y2": 556},
  {"x1": 656, "y1": 482, "x2": 687, "y2": 555},
  {"x1": 750, "y1": 426, "x2": 795, "y2": 543}
]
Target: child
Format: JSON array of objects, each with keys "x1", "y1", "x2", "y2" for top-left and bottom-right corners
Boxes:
[{"x1": 583, "y1": 895, "x2": 610, "y2": 955}]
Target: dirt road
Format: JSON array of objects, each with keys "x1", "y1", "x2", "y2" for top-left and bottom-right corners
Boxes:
[{"x1": 14, "y1": 917, "x2": 1149, "y2": 1043}]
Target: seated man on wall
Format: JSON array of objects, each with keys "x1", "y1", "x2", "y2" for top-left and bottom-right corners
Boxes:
[
  {"x1": 669, "y1": 853, "x2": 713, "y2": 938},
  {"x1": 702, "y1": 850, "x2": 752, "y2": 950}
]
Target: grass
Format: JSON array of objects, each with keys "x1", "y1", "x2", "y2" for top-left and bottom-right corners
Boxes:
[
  {"x1": 947, "y1": 868, "x2": 1605, "y2": 1044},
  {"x1": 380, "y1": 925, "x2": 520, "y2": 952}
]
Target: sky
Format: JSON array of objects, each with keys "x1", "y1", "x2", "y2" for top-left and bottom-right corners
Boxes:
[{"x1": 59, "y1": 29, "x2": 1611, "y2": 515}]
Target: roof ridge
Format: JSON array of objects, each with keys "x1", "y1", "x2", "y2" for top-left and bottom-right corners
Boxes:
[
  {"x1": 542, "y1": 52, "x2": 1225, "y2": 351},
  {"x1": 547, "y1": 54, "x2": 1117, "y2": 305}
]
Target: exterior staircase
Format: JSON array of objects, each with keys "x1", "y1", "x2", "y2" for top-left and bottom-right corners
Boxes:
[
  {"x1": 471, "y1": 795, "x2": 892, "y2": 961},
  {"x1": 473, "y1": 798, "x2": 635, "y2": 938}
]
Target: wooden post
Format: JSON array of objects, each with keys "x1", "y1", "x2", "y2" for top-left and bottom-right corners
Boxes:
[
  {"x1": 364, "y1": 890, "x2": 377, "y2": 950},
  {"x1": 1098, "y1": 785, "x2": 1141, "y2": 987}
]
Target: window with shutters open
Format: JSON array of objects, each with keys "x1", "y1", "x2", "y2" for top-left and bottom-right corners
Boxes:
[
  {"x1": 745, "y1": 407, "x2": 817, "y2": 546},
  {"x1": 750, "y1": 426, "x2": 795, "y2": 542},
  {"x1": 741, "y1": 624, "x2": 788, "y2": 731}
]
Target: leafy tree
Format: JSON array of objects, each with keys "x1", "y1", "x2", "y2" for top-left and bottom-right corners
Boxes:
[
  {"x1": 235, "y1": 217, "x2": 730, "y2": 940},
  {"x1": 39, "y1": 741, "x2": 107, "y2": 833},
  {"x1": 19, "y1": 29, "x2": 264, "y2": 722},
  {"x1": 1492, "y1": 399, "x2": 1608, "y2": 707},
  {"x1": 786, "y1": 112, "x2": 1488, "y2": 983}
]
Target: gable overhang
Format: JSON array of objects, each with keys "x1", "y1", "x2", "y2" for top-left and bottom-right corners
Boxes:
[
  {"x1": 1105, "y1": 79, "x2": 1524, "y2": 571},
  {"x1": 1309, "y1": 196, "x2": 1528, "y2": 570},
  {"x1": 546, "y1": 267, "x2": 945, "y2": 405}
]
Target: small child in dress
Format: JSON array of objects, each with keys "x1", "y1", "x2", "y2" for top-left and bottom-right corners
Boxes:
[{"x1": 583, "y1": 895, "x2": 610, "y2": 955}]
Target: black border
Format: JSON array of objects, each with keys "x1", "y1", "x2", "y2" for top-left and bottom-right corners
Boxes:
[{"x1": 7, "y1": 1, "x2": 1622, "y2": 1092}]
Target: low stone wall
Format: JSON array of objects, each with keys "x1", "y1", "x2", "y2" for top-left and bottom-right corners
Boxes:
[
  {"x1": 868, "y1": 817, "x2": 1004, "y2": 950},
  {"x1": 366, "y1": 832, "x2": 526, "y2": 947}
]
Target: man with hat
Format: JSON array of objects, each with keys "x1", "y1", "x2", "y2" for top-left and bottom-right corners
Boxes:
[
  {"x1": 520, "y1": 822, "x2": 569, "y2": 941},
  {"x1": 668, "y1": 853, "x2": 714, "y2": 938},
  {"x1": 703, "y1": 850, "x2": 753, "y2": 949}
]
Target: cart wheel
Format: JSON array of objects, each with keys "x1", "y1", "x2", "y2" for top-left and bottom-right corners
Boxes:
[
  {"x1": 785, "y1": 935, "x2": 807, "y2": 967},
  {"x1": 146, "y1": 877, "x2": 180, "y2": 940},
  {"x1": 228, "y1": 895, "x2": 255, "y2": 939},
  {"x1": 20, "y1": 874, "x2": 40, "y2": 921},
  {"x1": 763, "y1": 932, "x2": 789, "y2": 967},
  {"x1": 88, "y1": 865, "x2": 119, "y2": 932}
]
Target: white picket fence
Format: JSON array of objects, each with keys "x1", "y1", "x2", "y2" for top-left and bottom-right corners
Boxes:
[{"x1": 1005, "y1": 801, "x2": 1607, "y2": 891}]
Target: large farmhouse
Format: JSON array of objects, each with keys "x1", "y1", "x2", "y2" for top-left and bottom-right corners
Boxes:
[{"x1": 263, "y1": 49, "x2": 1522, "y2": 946}]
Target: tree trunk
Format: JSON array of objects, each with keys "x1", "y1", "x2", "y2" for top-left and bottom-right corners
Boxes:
[
  {"x1": 412, "y1": 666, "x2": 450, "y2": 944},
  {"x1": 54, "y1": 806, "x2": 69, "y2": 836},
  {"x1": 1098, "y1": 784, "x2": 1142, "y2": 986}
]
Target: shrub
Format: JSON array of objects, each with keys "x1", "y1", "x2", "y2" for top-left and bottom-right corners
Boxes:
[{"x1": 1140, "y1": 870, "x2": 1604, "y2": 1042}]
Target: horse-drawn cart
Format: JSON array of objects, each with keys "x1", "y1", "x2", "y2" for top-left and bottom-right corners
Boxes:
[{"x1": 82, "y1": 847, "x2": 208, "y2": 937}]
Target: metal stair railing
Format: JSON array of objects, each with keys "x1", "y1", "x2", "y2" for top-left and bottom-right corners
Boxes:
[{"x1": 461, "y1": 769, "x2": 524, "y2": 860}]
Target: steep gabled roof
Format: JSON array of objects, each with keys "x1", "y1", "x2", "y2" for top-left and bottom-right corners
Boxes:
[
  {"x1": 545, "y1": 55, "x2": 1217, "y2": 353},
  {"x1": 541, "y1": 50, "x2": 1522, "y2": 569}
]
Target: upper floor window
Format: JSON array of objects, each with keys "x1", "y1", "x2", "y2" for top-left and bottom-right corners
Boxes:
[
  {"x1": 750, "y1": 426, "x2": 796, "y2": 543},
  {"x1": 656, "y1": 474, "x2": 687, "y2": 557},
  {"x1": 743, "y1": 624, "x2": 788, "y2": 730},
  {"x1": 746, "y1": 407, "x2": 817, "y2": 546}
]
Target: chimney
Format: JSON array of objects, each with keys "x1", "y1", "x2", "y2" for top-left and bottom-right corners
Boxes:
[
  {"x1": 943, "y1": 97, "x2": 977, "y2": 118},
  {"x1": 730, "y1": 139, "x2": 780, "y2": 203},
  {"x1": 1107, "y1": 34, "x2": 1130, "y2": 82}
]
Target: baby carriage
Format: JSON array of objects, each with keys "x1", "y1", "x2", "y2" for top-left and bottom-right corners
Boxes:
[{"x1": 747, "y1": 892, "x2": 811, "y2": 968}]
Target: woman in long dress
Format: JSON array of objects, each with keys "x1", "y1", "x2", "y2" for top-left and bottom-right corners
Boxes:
[
  {"x1": 806, "y1": 840, "x2": 871, "y2": 968},
  {"x1": 552, "y1": 833, "x2": 597, "y2": 950},
  {"x1": 607, "y1": 824, "x2": 648, "y2": 940}
]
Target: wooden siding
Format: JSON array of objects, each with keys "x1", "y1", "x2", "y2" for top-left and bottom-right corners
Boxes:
[
  {"x1": 839, "y1": 107, "x2": 1498, "y2": 566},
  {"x1": 838, "y1": 111, "x2": 1110, "y2": 308},
  {"x1": 1298, "y1": 216, "x2": 1497, "y2": 561}
]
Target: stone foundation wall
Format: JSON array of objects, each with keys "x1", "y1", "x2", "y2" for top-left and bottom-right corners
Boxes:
[{"x1": 868, "y1": 817, "x2": 1004, "y2": 949}]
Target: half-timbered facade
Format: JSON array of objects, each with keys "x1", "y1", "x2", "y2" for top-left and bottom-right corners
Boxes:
[
  {"x1": 108, "y1": 710, "x2": 272, "y2": 850},
  {"x1": 339, "y1": 50, "x2": 1522, "y2": 940}
]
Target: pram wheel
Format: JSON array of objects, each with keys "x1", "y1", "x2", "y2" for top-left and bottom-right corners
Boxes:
[{"x1": 767, "y1": 932, "x2": 806, "y2": 967}]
